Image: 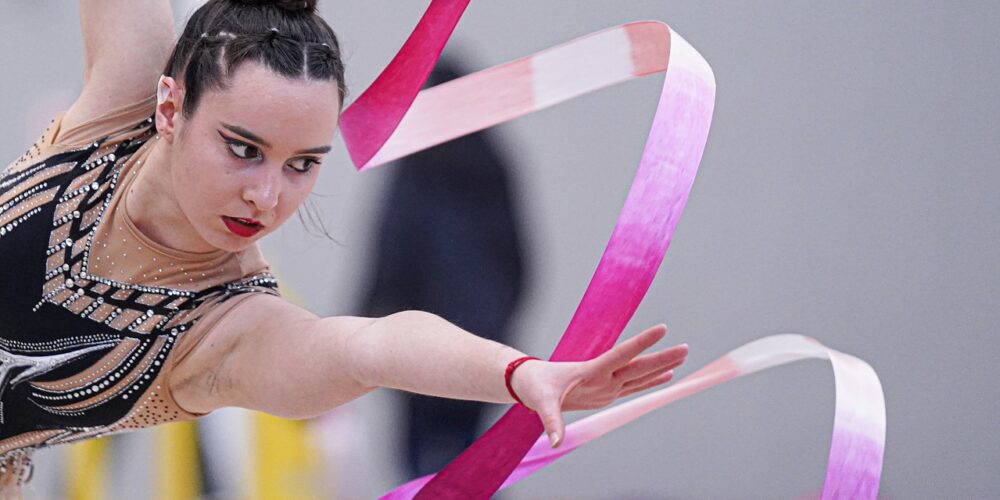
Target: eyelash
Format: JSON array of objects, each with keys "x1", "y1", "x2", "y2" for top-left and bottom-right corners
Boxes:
[{"x1": 223, "y1": 138, "x2": 320, "y2": 174}]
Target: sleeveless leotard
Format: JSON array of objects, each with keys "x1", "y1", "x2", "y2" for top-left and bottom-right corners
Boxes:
[{"x1": 0, "y1": 96, "x2": 279, "y2": 484}]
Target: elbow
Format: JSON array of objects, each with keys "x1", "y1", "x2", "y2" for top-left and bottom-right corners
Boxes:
[
  {"x1": 262, "y1": 394, "x2": 368, "y2": 421},
  {"x1": 345, "y1": 310, "x2": 443, "y2": 387},
  {"x1": 374, "y1": 310, "x2": 442, "y2": 330},
  {"x1": 365, "y1": 309, "x2": 448, "y2": 344}
]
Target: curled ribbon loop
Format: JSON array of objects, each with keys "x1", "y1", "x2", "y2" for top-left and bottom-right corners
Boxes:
[
  {"x1": 385, "y1": 334, "x2": 886, "y2": 498},
  {"x1": 339, "y1": 2, "x2": 886, "y2": 499}
]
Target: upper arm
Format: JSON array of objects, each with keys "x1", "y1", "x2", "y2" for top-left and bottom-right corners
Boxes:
[
  {"x1": 170, "y1": 293, "x2": 378, "y2": 419},
  {"x1": 61, "y1": 0, "x2": 177, "y2": 132}
]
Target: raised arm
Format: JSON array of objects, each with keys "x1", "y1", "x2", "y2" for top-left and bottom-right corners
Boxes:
[
  {"x1": 170, "y1": 295, "x2": 688, "y2": 447},
  {"x1": 61, "y1": 0, "x2": 178, "y2": 131}
]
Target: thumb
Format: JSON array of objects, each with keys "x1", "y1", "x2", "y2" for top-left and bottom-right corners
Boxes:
[{"x1": 537, "y1": 398, "x2": 566, "y2": 448}]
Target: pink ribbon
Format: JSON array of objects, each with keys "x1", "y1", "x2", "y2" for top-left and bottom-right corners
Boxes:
[
  {"x1": 338, "y1": 3, "x2": 885, "y2": 498},
  {"x1": 338, "y1": 0, "x2": 470, "y2": 170},
  {"x1": 384, "y1": 334, "x2": 886, "y2": 499}
]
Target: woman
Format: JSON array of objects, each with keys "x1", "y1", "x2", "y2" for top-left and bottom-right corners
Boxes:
[{"x1": 0, "y1": 0, "x2": 688, "y2": 492}]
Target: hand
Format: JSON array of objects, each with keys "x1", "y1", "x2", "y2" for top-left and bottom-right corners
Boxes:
[{"x1": 510, "y1": 324, "x2": 687, "y2": 448}]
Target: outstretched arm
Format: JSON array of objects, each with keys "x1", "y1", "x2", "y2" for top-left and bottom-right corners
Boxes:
[
  {"x1": 61, "y1": 0, "x2": 177, "y2": 131},
  {"x1": 171, "y1": 294, "x2": 687, "y2": 447}
]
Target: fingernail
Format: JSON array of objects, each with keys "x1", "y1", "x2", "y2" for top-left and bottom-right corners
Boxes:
[{"x1": 548, "y1": 432, "x2": 560, "y2": 448}]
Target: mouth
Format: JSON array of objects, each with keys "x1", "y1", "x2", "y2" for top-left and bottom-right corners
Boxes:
[{"x1": 222, "y1": 216, "x2": 265, "y2": 238}]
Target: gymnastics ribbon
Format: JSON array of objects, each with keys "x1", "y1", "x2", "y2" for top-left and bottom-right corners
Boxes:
[
  {"x1": 338, "y1": 0, "x2": 470, "y2": 170},
  {"x1": 384, "y1": 334, "x2": 885, "y2": 498},
  {"x1": 338, "y1": 2, "x2": 886, "y2": 498}
]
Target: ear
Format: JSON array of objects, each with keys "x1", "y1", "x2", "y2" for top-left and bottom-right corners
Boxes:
[{"x1": 155, "y1": 75, "x2": 185, "y2": 144}]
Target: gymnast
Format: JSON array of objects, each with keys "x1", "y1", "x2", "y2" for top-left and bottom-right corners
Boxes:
[{"x1": 0, "y1": 0, "x2": 688, "y2": 492}]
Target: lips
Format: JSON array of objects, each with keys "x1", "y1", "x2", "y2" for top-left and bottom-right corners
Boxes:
[{"x1": 222, "y1": 216, "x2": 264, "y2": 238}]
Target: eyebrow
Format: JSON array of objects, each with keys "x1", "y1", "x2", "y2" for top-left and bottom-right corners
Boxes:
[{"x1": 220, "y1": 123, "x2": 332, "y2": 155}]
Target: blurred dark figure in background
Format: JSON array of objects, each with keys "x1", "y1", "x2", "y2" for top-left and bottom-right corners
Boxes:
[{"x1": 359, "y1": 56, "x2": 528, "y2": 478}]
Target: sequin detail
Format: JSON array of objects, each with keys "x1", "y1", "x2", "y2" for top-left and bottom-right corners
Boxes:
[{"x1": 0, "y1": 113, "x2": 279, "y2": 464}]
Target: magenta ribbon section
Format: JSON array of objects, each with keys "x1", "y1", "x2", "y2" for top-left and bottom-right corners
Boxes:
[{"x1": 338, "y1": 0, "x2": 469, "y2": 170}]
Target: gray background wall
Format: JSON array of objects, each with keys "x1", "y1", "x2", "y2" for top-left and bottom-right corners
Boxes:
[{"x1": 2, "y1": 1, "x2": 998, "y2": 498}]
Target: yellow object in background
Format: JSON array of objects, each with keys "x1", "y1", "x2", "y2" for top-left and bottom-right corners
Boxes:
[
  {"x1": 66, "y1": 438, "x2": 107, "y2": 500},
  {"x1": 253, "y1": 412, "x2": 321, "y2": 500},
  {"x1": 156, "y1": 421, "x2": 201, "y2": 500}
]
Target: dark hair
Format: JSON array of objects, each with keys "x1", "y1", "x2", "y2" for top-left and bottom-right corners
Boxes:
[{"x1": 163, "y1": 0, "x2": 346, "y2": 116}]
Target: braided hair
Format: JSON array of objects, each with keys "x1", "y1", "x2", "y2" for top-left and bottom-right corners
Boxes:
[{"x1": 163, "y1": 0, "x2": 346, "y2": 116}]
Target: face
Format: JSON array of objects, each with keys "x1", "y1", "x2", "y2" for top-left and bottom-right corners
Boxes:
[{"x1": 159, "y1": 63, "x2": 341, "y2": 253}]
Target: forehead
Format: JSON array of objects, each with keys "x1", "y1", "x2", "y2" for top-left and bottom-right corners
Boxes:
[{"x1": 193, "y1": 62, "x2": 341, "y2": 142}]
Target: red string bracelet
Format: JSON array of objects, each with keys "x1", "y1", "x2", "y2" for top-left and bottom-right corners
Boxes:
[{"x1": 504, "y1": 356, "x2": 540, "y2": 408}]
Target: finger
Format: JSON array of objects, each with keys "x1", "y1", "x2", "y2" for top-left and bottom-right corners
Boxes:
[
  {"x1": 612, "y1": 343, "x2": 688, "y2": 381},
  {"x1": 621, "y1": 366, "x2": 675, "y2": 392},
  {"x1": 537, "y1": 396, "x2": 567, "y2": 448},
  {"x1": 620, "y1": 370, "x2": 675, "y2": 398},
  {"x1": 621, "y1": 360, "x2": 684, "y2": 390},
  {"x1": 593, "y1": 324, "x2": 667, "y2": 371}
]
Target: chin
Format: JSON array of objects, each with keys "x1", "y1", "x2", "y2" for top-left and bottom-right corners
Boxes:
[
  {"x1": 219, "y1": 235, "x2": 259, "y2": 253},
  {"x1": 201, "y1": 228, "x2": 259, "y2": 253}
]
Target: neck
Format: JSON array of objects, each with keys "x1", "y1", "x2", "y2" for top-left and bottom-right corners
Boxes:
[{"x1": 125, "y1": 137, "x2": 216, "y2": 253}]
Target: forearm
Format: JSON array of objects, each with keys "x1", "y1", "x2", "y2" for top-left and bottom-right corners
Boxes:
[{"x1": 342, "y1": 310, "x2": 525, "y2": 404}]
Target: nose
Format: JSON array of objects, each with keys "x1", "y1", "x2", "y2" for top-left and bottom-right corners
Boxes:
[{"x1": 242, "y1": 165, "x2": 281, "y2": 213}]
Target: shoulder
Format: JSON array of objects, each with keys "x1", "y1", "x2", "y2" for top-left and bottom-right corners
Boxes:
[
  {"x1": 166, "y1": 292, "x2": 316, "y2": 413},
  {"x1": 175, "y1": 291, "x2": 301, "y2": 368},
  {"x1": 53, "y1": 96, "x2": 157, "y2": 150},
  {"x1": 4, "y1": 96, "x2": 155, "y2": 177}
]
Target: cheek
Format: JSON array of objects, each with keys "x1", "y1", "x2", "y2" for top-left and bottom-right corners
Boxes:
[
  {"x1": 276, "y1": 178, "x2": 315, "y2": 219},
  {"x1": 173, "y1": 147, "x2": 238, "y2": 210},
  {"x1": 182, "y1": 144, "x2": 235, "y2": 184}
]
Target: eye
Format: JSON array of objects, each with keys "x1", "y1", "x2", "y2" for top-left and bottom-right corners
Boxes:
[
  {"x1": 225, "y1": 139, "x2": 262, "y2": 161},
  {"x1": 286, "y1": 157, "x2": 320, "y2": 173}
]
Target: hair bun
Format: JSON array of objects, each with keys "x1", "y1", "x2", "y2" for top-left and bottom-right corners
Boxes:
[{"x1": 236, "y1": 0, "x2": 317, "y2": 14}]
